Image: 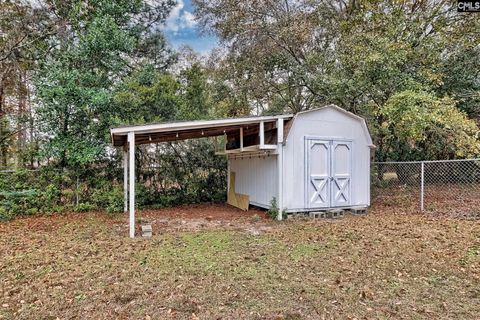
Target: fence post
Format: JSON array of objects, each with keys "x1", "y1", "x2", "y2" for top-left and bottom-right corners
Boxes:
[
  {"x1": 76, "y1": 175, "x2": 80, "y2": 206},
  {"x1": 420, "y1": 161, "x2": 424, "y2": 211}
]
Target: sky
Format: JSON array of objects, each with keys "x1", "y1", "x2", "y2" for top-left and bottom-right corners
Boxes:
[{"x1": 163, "y1": 0, "x2": 218, "y2": 55}]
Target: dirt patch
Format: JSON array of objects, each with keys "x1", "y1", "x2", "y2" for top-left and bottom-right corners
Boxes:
[
  {"x1": 137, "y1": 203, "x2": 270, "y2": 234},
  {"x1": 139, "y1": 203, "x2": 268, "y2": 221},
  {"x1": 423, "y1": 184, "x2": 480, "y2": 219},
  {"x1": 0, "y1": 205, "x2": 479, "y2": 319},
  {"x1": 373, "y1": 184, "x2": 480, "y2": 220}
]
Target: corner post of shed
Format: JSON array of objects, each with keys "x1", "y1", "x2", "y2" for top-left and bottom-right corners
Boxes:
[
  {"x1": 240, "y1": 127, "x2": 244, "y2": 152},
  {"x1": 277, "y1": 118, "x2": 284, "y2": 220},
  {"x1": 123, "y1": 147, "x2": 128, "y2": 213},
  {"x1": 128, "y1": 131, "x2": 136, "y2": 238},
  {"x1": 259, "y1": 121, "x2": 265, "y2": 148}
]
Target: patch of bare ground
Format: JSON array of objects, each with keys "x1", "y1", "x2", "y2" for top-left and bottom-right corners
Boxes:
[
  {"x1": 373, "y1": 184, "x2": 480, "y2": 219},
  {"x1": 0, "y1": 204, "x2": 479, "y2": 319}
]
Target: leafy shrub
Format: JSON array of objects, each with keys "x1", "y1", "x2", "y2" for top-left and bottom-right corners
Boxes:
[
  {"x1": 91, "y1": 185, "x2": 122, "y2": 210},
  {"x1": 61, "y1": 189, "x2": 76, "y2": 205},
  {"x1": 41, "y1": 184, "x2": 61, "y2": 210},
  {"x1": 105, "y1": 187, "x2": 124, "y2": 214},
  {"x1": 0, "y1": 190, "x2": 40, "y2": 219},
  {"x1": 25, "y1": 208, "x2": 39, "y2": 215},
  {"x1": 0, "y1": 207, "x2": 13, "y2": 221},
  {"x1": 267, "y1": 197, "x2": 279, "y2": 220},
  {"x1": 0, "y1": 139, "x2": 228, "y2": 220},
  {"x1": 74, "y1": 203, "x2": 96, "y2": 212},
  {"x1": 267, "y1": 197, "x2": 287, "y2": 220},
  {"x1": 45, "y1": 205, "x2": 65, "y2": 214}
]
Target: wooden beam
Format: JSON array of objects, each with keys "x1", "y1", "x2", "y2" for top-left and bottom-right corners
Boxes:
[
  {"x1": 228, "y1": 122, "x2": 274, "y2": 139},
  {"x1": 224, "y1": 133, "x2": 227, "y2": 153},
  {"x1": 133, "y1": 126, "x2": 245, "y2": 145},
  {"x1": 131, "y1": 122, "x2": 271, "y2": 146}
]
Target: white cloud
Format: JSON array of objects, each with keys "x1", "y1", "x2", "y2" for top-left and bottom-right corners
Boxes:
[
  {"x1": 164, "y1": 0, "x2": 198, "y2": 33},
  {"x1": 182, "y1": 11, "x2": 197, "y2": 28}
]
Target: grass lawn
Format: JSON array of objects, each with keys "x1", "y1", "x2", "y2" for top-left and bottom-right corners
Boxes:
[{"x1": 1, "y1": 205, "x2": 479, "y2": 319}]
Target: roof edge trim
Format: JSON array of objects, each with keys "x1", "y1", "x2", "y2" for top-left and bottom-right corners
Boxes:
[{"x1": 110, "y1": 114, "x2": 293, "y2": 136}]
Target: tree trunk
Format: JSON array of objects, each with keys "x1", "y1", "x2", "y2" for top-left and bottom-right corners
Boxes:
[
  {"x1": 16, "y1": 69, "x2": 27, "y2": 168},
  {"x1": 29, "y1": 83, "x2": 35, "y2": 169},
  {"x1": 0, "y1": 79, "x2": 8, "y2": 169}
]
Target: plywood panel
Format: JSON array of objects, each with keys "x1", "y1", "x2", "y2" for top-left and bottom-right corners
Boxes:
[{"x1": 227, "y1": 171, "x2": 250, "y2": 211}]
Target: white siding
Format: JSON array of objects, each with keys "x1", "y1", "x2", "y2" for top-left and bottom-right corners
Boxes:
[
  {"x1": 283, "y1": 107, "x2": 371, "y2": 211},
  {"x1": 228, "y1": 155, "x2": 278, "y2": 208}
]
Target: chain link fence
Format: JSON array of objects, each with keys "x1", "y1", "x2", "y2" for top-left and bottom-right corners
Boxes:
[
  {"x1": 2, "y1": 158, "x2": 479, "y2": 220},
  {"x1": 0, "y1": 140, "x2": 228, "y2": 220},
  {"x1": 0, "y1": 167, "x2": 124, "y2": 218},
  {"x1": 0, "y1": 164, "x2": 227, "y2": 220},
  {"x1": 372, "y1": 159, "x2": 480, "y2": 218}
]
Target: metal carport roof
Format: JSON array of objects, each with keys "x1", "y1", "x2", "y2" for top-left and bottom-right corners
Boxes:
[{"x1": 110, "y1": 114, "x2": 293, "y2": 147}]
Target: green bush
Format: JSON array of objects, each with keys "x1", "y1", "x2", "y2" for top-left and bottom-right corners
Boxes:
[
  {"x1": 0, "y1": 140, "x2": 228, "y2": 220},
  {"x1": 88, "y1": 183, "x2": 124, "y2": 214},
  {"x1": 266, "y1": 197, "x2": 287, "y2": 220},
  {"x1": 42, "y1": 184, "x2": 60, "y2": 207},
  {"x1": 74, "y1": 203, "x2": 96, "y2": 212},
  {"x1": 105, "y1": 187, "x2": 124, "y2": 214},
  {"x1": 0, "y1": 190, "x2": 40, "y2": 220},
  {"x1": 0, "y1": 207, "x2": 13, "y2": 221},
  {"x1": 25, "y1": 208, "x2": 39, "y2": 215},
  {"x1": 61, "y1": 189, "x2": 76, "y2": 205},
  {"x1": 45, "y1": 205, "x2": 65, "y2": 214},
  {"x1": 267, "y1": 197, "x2": 279, "y2": 220}
]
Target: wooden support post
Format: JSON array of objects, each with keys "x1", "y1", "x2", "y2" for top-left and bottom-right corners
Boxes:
[
  {"x1": 259, "y1": 121, "x2": 265, "y2": 148},
  {"x1": 128, "y1": 132, "x2": 135, "y2": 238},
  {"x1": 123, "y1": 148, "x2": 128, "y2": 212},
  {"x1": 223, "y1": 133, "x2": 227, "y2": 153},
  {"x1": 277, "y1": 118, "x2": 284, "y2": 221},
  {"x1": 240, "y1": 127, "x2": 244, "y2": 152},
  {"x1": 227, "y1": 158, "x2": 230, "y2": 194},
  {"x1": 277, "y1": 118, "x2": 284, "y2": 143}
]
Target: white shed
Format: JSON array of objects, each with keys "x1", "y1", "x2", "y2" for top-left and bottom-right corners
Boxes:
[
  {"x1": 111, "y1": 104, "x2": 374, "y2": 237},
  {"x1": 227, "y1": 105, "x2": 374, "y2": 213}
]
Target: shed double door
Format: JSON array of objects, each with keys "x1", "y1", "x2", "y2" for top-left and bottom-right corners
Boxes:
[{"x1": 305, "y1": 138, "x2": 352, "y2": 209}]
